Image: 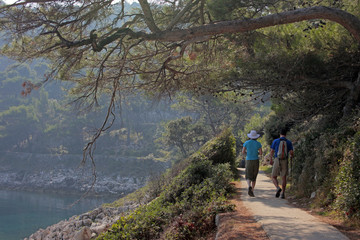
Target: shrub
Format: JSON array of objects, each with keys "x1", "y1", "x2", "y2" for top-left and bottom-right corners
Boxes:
[
  {"x1": 196, "y1": 128, "x2": 237, "y2": 175},
  {"x1": 332, "y1": 132, "x2": 360, "y2": 219},
  {"x1": 98, "y1": 199, "x2": 170, "y2": 240},
  {"x1": 287, "y1": 111, "x2": 360, "y2": 220},
  {"x1": 97, "y1": 129, "x2": 236, "y2": 239}
]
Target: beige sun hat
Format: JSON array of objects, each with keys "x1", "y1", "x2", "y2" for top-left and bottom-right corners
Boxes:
[{"x1": 247, "y1": 130, "x2": 260, "y2": 139}]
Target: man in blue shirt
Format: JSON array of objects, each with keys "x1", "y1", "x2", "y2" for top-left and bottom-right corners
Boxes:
[
  {"x1": 242, "y1": 130, "x2": 262, "y2": 197},
  {"x1": 270, "y1": 129, "x2": 294, "y2": 199}
]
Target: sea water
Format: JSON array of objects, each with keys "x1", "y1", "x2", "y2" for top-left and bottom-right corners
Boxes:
[{"x1": 0, "y1": 190, "x2": 118, "y2": 240}]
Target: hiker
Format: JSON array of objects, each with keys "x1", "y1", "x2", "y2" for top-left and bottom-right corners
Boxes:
[
  {"x1": 242, "y1": 130, "x2": 262, "y2": 197},
  {"x1": 269, "y1": 129, "x2": 294, "y2": 199}
]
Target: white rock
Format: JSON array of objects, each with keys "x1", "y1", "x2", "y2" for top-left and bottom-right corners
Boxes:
[
  {"x1": 310, "y1": 191, "x2": 316, "y2": 199},
  {"x1": 91, "y1": 223, "x2": 110, "y2": 235},
  {"x1": 74, "y1": 227, "x2": 92, "y2": 240}
]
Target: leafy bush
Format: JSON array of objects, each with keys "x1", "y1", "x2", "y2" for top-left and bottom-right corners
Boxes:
[
  {"x1": 291, "y1": 132, "x2": 318, "y2": 196},
  {"x1": 196, "y1": 128, "x2": 237, "y2": 175},
  {"x1": 332, "y1": 132, "x2": 360, "y2": 218},
  {"x1": 99, "y1": 199, "x2": 169, "y2": 240},
  {"x1": 287, "y1": 111, "x2": 360, "y2": 220},
  {"x1": 97, "y1": 129, "x2": 236, "y2": 239},
  {"x1": 263, "y1": 110, "x2": 293, "y2": 145}
]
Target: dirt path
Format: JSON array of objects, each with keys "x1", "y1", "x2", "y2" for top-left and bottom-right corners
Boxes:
[
  {"x1": 214, "y1": 180, "x2": 269, "y2": 240},
  {"x1": 214, "y1": 169, "x2": 360, "y2": 240}
]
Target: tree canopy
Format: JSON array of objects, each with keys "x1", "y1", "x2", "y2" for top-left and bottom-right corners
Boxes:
[
  {"x1": 0, "y1": 0, "x2": 359, "y2": 97},
  {"x1": 0, "y1": 0, "x2": 359, "y2": 160},
  {"x1": 1, "y1": 0, "x2": 360, "y2": 217}
]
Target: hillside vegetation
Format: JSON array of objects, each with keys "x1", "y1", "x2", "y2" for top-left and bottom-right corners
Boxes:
[
  {"x1": 0, "y1": 0, "x2": 359, "y2": 234},
  {"x1": 98, "y1": 129, "x2": 237, "y2": 240},
  {"x1": 284, "y1": 111, "x2": 360, "y2": 221},
  {"x1": 95, "y1": 109, "x2": 360, "y2": 240},
  {"x1": 242, "y1": 105, "x2": 360, "y2": 224}
]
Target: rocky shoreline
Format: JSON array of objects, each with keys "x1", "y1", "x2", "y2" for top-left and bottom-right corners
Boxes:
[
  {"x1": 25, "y1": 204, "x2": 138, "y2": 240},
  {"x1": 0, "y1": 169, "x2": 145, "y2": 196},
  {"x1": 1, "y1": 152, "x2": 170, "y2": 239},
  {"x1": 0, "y1": 151, "x2": 170, "y2": 195}
]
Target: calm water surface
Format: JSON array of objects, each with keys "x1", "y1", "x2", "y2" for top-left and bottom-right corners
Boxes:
[{"x1": 0, "y1": 190, "x2": 117, "y2": 240}]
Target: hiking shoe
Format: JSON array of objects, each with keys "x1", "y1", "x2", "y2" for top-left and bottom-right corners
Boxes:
[
  {"x1": 281, "y1": 193, "x2": 285, "y2": 199},
  {"x1": 248, "y1": 187, "x2": 255, "y2": 197},
  {"x1": 275, "y1": 188, "x2": 282, "y2": 198}
]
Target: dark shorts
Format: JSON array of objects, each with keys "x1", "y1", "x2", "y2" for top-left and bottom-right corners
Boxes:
[
  {"x1": 245, "y1": 159, "x2": 259, "y2": 182},
  {"x1": 272, "y1": 158, "x2": 288, "y2": 177}
]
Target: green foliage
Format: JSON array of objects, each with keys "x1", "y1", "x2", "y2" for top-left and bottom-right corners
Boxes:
[
  {"x1": 99, "y1": 200, "x2": 169, "y2": 240},
  {"x1": 290, "y1": 131, "x2": 318, "y2": 196},
  {"x1": 195, "y1": 128, "x2": 237, "y2": 175},
  {"x1": 285, "y1": 111, "x2": 360, "y2": 220},
  {"x1": 207, "y1": 0, "x2": 291, "y2": 21},
  {"x1": 263, "y1": 113, "x2": 294, "y2": 145},
  {"x1": 0, "y1": 61, "x2": 186, "y2": 155},
  {"x1": 238, "y1": 113, "x2": 261, "y2": 142},
  {"x1": 1, "y1": 0, "x2": 359, "y2": 225},
  {"x1": 238, "y1": 109, "x2": 272, "y2": 145},
  {"x1": 227, "y1": 0, "x2": 360, "y2": 122},
  {"x1": 207, "y1": 0, "x2": 243, "y2": 20},
  {"x1": 97, "y1": 129, "x2": 236, "y2": 240},
  {"x1": 172, "y1": 93, "x2": 252, "y2": 137},
  {"x1": 332, "y1": 131, "x2": 360, "y2": 219},
  {"x1": 0, "y1": 104, "x2": 40, "y2": 149},
  {"x1": 157, "y1": 116, "x2": 210, "y2": 157}
]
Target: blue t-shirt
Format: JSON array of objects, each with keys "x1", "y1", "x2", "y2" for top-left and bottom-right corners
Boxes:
[
  {"x1": 270, "y1": 137, "x2": 293, "y2": 158},
  {"x1": 243, "y1": 139, "x2": 262, "y2": 160}
]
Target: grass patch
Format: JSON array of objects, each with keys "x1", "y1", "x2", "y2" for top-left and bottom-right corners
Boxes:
[{"x1": 260, "y1": 165, "x2": 272, "y2": 176}]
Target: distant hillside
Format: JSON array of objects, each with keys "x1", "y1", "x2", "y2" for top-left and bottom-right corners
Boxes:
[
  {"x1": 0, "y1": 151, "x2": 170, "y2": 195},
  {"x1": 26, "y1": 129, "x2": 237, "y2": 239}
]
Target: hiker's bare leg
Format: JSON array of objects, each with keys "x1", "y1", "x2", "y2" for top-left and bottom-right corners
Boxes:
[
  {"x1": 246, "y1": 179, "x2": 251, "y2": 188},
  {"x1": 247, "y1": 179, "x2": 254, "y2": 196},
  {"x1": 252, "y1": 181, "x2": 256, "y2": 189},
  {"x1": 282, "y1": 176, "x2": 287, "y2": 193},
  {"x1": 272, "y1": 176, "x2": 279, "y2": 189}
]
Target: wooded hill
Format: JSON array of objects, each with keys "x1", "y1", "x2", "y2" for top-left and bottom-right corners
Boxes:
[{"x1": 0, "y1": 0, "x2": 359, "y2": 224}]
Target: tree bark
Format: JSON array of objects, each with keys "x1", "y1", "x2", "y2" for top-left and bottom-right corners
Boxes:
[
  {"x1": 138, "y1": 0, "x2": 161, "y2": 33},
  {"x1": 150, "y1": 6, "x2": 360, "y2": 43},
  {"x1": 343, "y1": 71, "x2": 360, "y2": 116},
  {"x1": 89, "y1": 6, "x2": 360, "y2": 52},
  {"x1": 37, "y1": 6, "x2": 360, "y2": 52}
]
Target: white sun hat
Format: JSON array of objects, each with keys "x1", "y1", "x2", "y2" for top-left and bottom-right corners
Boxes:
[{"x1": 247, "y1": 130, "x2": 260, "y2": 139}]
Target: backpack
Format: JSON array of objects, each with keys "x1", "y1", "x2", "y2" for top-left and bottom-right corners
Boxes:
[{"x1": 277, "y1": 139, "x2": 288, "y2": 160}]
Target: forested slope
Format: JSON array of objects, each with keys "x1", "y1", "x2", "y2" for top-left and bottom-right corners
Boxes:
[
  {"x1": 26, "y1": 129, "x2": 237, "y2": 240},
  {"x1": 0, "y1": 0, "x2": 359, "y2": 228},
  {"x1": 280, "y1": 111, "x2": 360, "y2": 220},
  {"x1": 97, "y1": 128, "x2": 237, "y2": 240}
]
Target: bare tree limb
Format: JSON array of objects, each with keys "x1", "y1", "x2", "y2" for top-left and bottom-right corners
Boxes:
[
  {"x1": 166, "y1": 0, "x2": 201, "y2": 31},
  {"x1": 138, "y1": 0, "x2": 161, "y2": 33},
  {"x1": 153, "y1": 6, "x2": 360, "y2": 43},
  {"x1": 53, "y1": 6, "x2": 360, "y2": 52}
]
